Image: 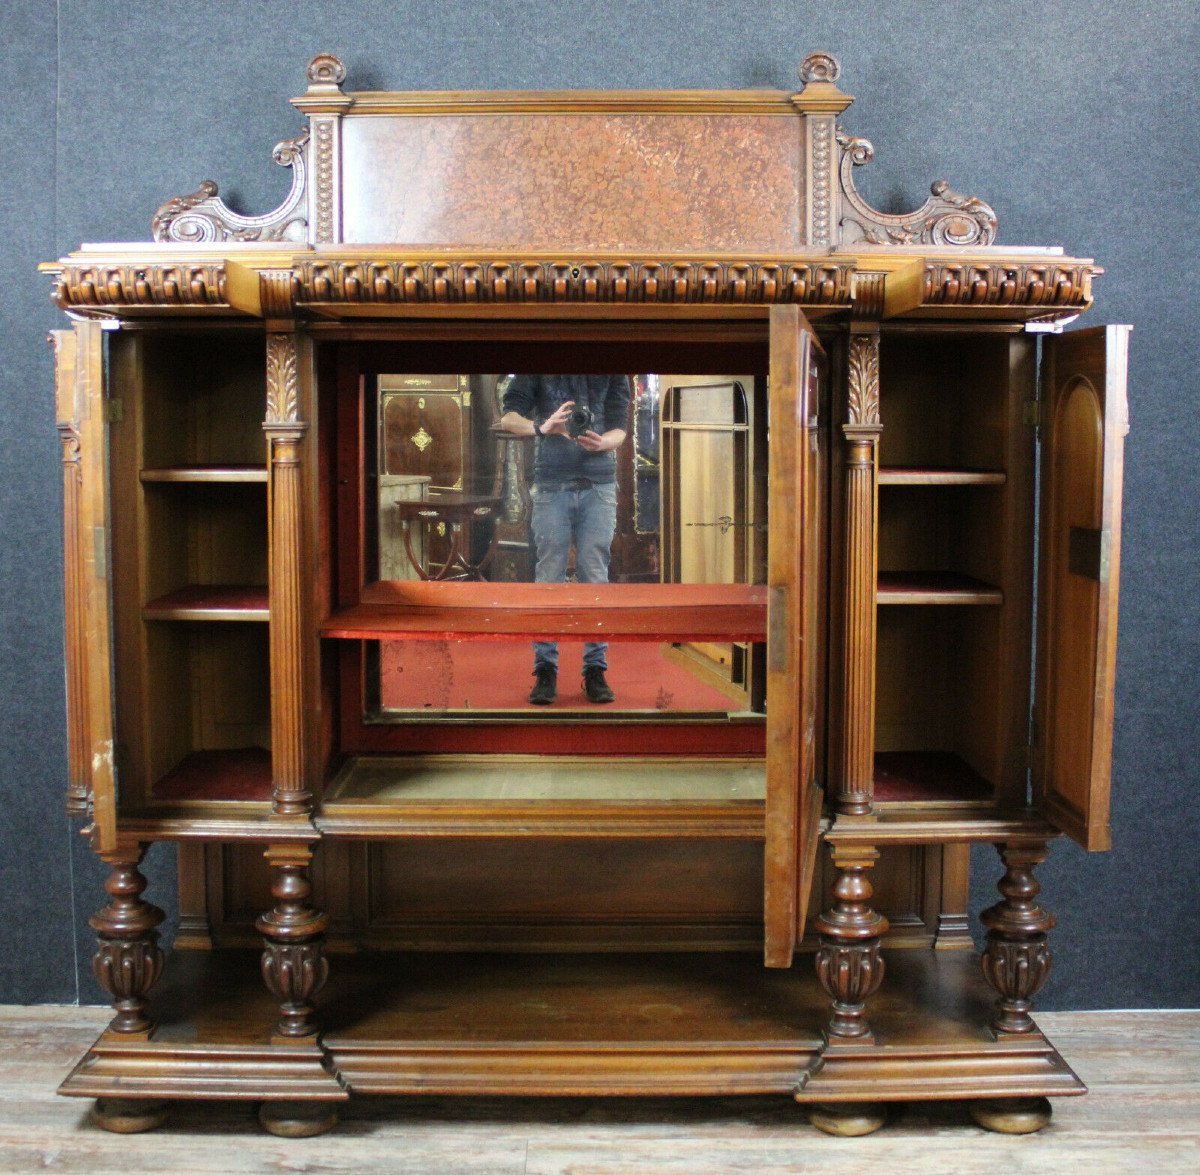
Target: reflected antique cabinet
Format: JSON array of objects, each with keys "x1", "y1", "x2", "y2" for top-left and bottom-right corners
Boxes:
[{"x1": 44, "y1": 52, "x2": 1128, "y2": 1137}]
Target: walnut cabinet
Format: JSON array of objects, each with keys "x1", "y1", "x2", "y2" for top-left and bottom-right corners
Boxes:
[{"x1": 44, "y1": 52, "x2": 1127, "y2": 1138}]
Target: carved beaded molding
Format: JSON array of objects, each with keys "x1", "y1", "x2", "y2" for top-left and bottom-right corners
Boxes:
[{"x1": 294, "y1": 258, "x2": 855, "y2": 306}]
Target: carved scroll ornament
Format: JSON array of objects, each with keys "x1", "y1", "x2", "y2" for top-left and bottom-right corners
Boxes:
[
  {"x1": 838, "y1": 132, "x2": 998, "y2": 247},
  {"x1": 151, "y1": 131, "x2": 309, "y2": 244}
]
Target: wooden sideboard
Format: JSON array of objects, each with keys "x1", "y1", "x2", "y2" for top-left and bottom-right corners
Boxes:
[{"x1": 43, "y1": 51, "x2": 1126, "y2": 1138}]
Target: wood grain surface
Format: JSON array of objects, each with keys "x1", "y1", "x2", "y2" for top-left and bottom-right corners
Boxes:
[{"x1": 4, "y1": 1005, "x2": 1195, "y2": 1173}]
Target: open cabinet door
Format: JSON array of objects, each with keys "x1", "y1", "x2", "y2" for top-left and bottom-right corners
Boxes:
[
  {"x1": 1035, "y1": 325, "x2": 1130, "y2": 851},
  {"x1": 53, "y1": 321, "x2": 119, "y2": 852},
  {"x1": 763, "y1": 305, "x2": 825, "y2": 967}
]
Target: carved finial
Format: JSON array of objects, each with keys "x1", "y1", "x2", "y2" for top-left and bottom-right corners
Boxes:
[
  {"x1": 800, "y1": 52, "x2": 841, "y2": 84},
  {"x1": 307, "y1": 53, "x2": 346, "y2": 87}
]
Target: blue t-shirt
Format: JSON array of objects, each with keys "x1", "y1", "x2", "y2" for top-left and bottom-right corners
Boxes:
[{"x1": 502, "y1": 374, "x2": 632, "y2": 488}]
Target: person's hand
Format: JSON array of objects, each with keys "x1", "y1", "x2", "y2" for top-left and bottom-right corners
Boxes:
[
  {"x1": 538, "y1": 401, "x2": 575, "y2": 437},
  {"x1": 575, "y1": 430, "x2": 616, "y2": 452}
]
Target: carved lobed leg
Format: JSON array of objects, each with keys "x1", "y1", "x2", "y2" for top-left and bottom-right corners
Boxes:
[
  {"x1": 813, "y1": 846, "x2": 889, "y2": 1042},
  {"x1": 979, "y1": 841, "x2": 1055, "y2": 1035},
  {"x1": 89, "y1": 844, "x2": 165, "y2": 1035},
  {"x1": 256, "y1": 845, "x2": 329, "y2": 1040}
]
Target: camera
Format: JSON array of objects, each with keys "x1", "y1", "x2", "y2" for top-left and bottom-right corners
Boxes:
[{"x1": 567, "y1": 404, "x2": 595, "y2": 438}]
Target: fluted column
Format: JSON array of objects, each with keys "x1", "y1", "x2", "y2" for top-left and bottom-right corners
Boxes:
[
  {"x1": 836, "y1": 331, "x2": 881, "y2": 815},
  {"x1": 264, "y1": 331, "x2": 311, "y2": 816}
]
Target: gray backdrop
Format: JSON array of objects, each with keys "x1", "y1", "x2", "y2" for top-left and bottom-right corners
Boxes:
[{"x1": 2, "y1": 1, "x2": 1197, "y2": 1007}]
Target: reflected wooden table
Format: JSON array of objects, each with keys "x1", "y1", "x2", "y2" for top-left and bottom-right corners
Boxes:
[{"x1": 395, "y1": 492, "x2": 504, "y2": 580}]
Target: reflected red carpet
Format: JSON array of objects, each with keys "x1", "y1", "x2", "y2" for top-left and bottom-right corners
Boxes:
[{"x1": 380, "y1": 640, "x2": 742, "y2": 713}]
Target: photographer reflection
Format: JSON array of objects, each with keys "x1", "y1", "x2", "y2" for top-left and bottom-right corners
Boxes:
[{"x1": 500, "y1": 375, "x2": 631, "y2": 704}]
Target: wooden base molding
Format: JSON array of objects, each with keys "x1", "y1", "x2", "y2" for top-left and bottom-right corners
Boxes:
[{"x1": 58, "y1": 947, "x2": 1085, "y2": 1122}]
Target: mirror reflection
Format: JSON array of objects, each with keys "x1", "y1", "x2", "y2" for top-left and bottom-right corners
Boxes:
[{"x1": 372, "y1": 372, "x2": 766, "y2": 718}]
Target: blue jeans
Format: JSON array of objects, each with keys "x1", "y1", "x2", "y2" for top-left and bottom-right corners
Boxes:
[{"x1": 530, "y1": 481, "x2": 617, "y2": 672}]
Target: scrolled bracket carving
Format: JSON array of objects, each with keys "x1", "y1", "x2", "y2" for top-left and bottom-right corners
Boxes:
[
  {"x1": 980, "y1": 842, "x2": 1056, "y2": 1035},
  {"x1": 89, "y1": 846, "x2": 165, "y2": 1034},
  {"x1": 151, "y1": 130, "x2": 309, "y2": 243},
  {"x1": 838, "y1": 131, "x2": 998, "y2": 246}
]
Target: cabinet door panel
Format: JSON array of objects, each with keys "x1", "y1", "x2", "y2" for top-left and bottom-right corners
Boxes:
[
  {"x1": 1035, "y1": 325, "x2": 1130, "y2": 851},
  {"x1": 763, "y1": 305, "x2": 824, "y2": 966},
  {"x1": 55, "y1": 321, "x2": 118, "y2": 850}
]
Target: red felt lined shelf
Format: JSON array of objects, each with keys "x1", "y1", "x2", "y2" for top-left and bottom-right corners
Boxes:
[
  {"x1": 876, "y1": 572, "x2": 1002, "y2": 606},
  {"x1": 143, "y1": 585, "x2": 270, "y2": 621},
  {"x1": 873, "y1": 751, "x2": 994, "y2": 805},
  {"x1": 151, "y1": 747, "x2": 273, "y2": 802},
  {"x1": 323, "y1": 582, "x2": 767, "y2": 642}
]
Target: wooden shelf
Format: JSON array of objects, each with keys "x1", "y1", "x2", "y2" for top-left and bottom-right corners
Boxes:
[
  {"x1": 143, "y1": 585, "x2": 269, "y2": 621},
  {"x1": 877, "y1": 572, "x2": 1003, "y2": 606},
  {"x1": 873, "y1": 751, "x2": 994, "y2": 806},
  {"x1": 323, "y1": 582, "x2": 767, "y2": 642},
  {"x1": 317, "y1": 754, "x2": 766, "y2": 838},
  {"x1": 879, "y1": 467, "x2": 1006, "y2": 486},
  {"x1": 140, "y1": 465, "x2": 268, "y2": 483},
  {"x1": 150, "y1": 747, "x2": 273, "y2": 802}
]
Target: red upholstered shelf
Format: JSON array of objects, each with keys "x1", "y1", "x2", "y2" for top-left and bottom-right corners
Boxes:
[
  {"x1": 143, "y1": 585, "x2": 270, "y2": 621},
  {"x1": 151, "y1": 747, "x2": 273, "y2": 802},
  {"x1": 873, "y1": 751, "x2": 993, "y2": 804},
  {"x1": 323, "y1": 582, "x2": 767, "y2": 642}
]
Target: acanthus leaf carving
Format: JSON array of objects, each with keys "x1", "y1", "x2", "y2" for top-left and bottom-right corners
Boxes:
[
  {"x1": 151, "y1": 131, "x2": 309, "y2": 244},
  {"x1": 265, "y1": 334, "x2": 300, "y2": 426},
  {"x1": 846, "y1": 334, "x2": 881, "y2": 427},
  {"x1": 837, "y1": 131, "x2": 998, "y2": 247}
]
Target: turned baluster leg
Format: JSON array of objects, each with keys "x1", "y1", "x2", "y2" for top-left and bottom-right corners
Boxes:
[
  {"x1": 256, "y1": 845, "x2": 329, "y2": 1039},
  {"x1": 90, "y1": 844, "x2": 165, "y2": 1035},
  {"x1": 979, "y1": 841, "x2": 1055, "y2": 1035},
  {"x1": 813, "y1": 846, "x2": 889, "y2": 1041}
]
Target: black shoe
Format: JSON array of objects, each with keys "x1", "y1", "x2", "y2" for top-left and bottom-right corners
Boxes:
[
  {"x1": 582, "y1": 666, "x2": 615, "y2": 704},
  {"x1": 529, "y1": 667, "x2": 557, "y2": 705}
]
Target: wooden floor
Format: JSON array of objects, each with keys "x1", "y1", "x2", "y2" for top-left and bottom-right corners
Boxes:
[{"x1": 2, "y1": 1005, "x2": 1197, "y2": 1174}]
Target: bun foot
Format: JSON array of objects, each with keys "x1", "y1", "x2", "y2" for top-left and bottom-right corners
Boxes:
[
  {"x1": 258, "y1": 1099, "x2": 339, "y2": 1138},
  {"x1": 807, "y1": 1101, "x2": 887, "y2": 1136},
  {"x1": 969, "y1": 1096, "x2": 1052, "y2": 1134},
  {"x1": 90, "y1": 1097, "x2": 168, "y2": 1134}
]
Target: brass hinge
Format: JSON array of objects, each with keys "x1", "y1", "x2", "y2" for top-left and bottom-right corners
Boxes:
[{"x1": 105, "y1": 397, "x2": 124, "y2": 423}]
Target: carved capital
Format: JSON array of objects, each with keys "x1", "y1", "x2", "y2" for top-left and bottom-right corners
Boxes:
[
  {"x1": 265, "y1": 334, "x2": 300, "y2": 427},
  {"x1": 846, "y1": 334, "x2": 880, "y2": 427},
  {"x1": 838, "y1": 131, "x2": 998, "y2": 246},
  {"x1": 152, "y1": 131, "x2": 308, "y2": 244}
]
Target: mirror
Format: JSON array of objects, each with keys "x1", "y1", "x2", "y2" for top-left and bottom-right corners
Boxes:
[{"x1": 369, "y1": 372, "x2": 767, "y2": 719}]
